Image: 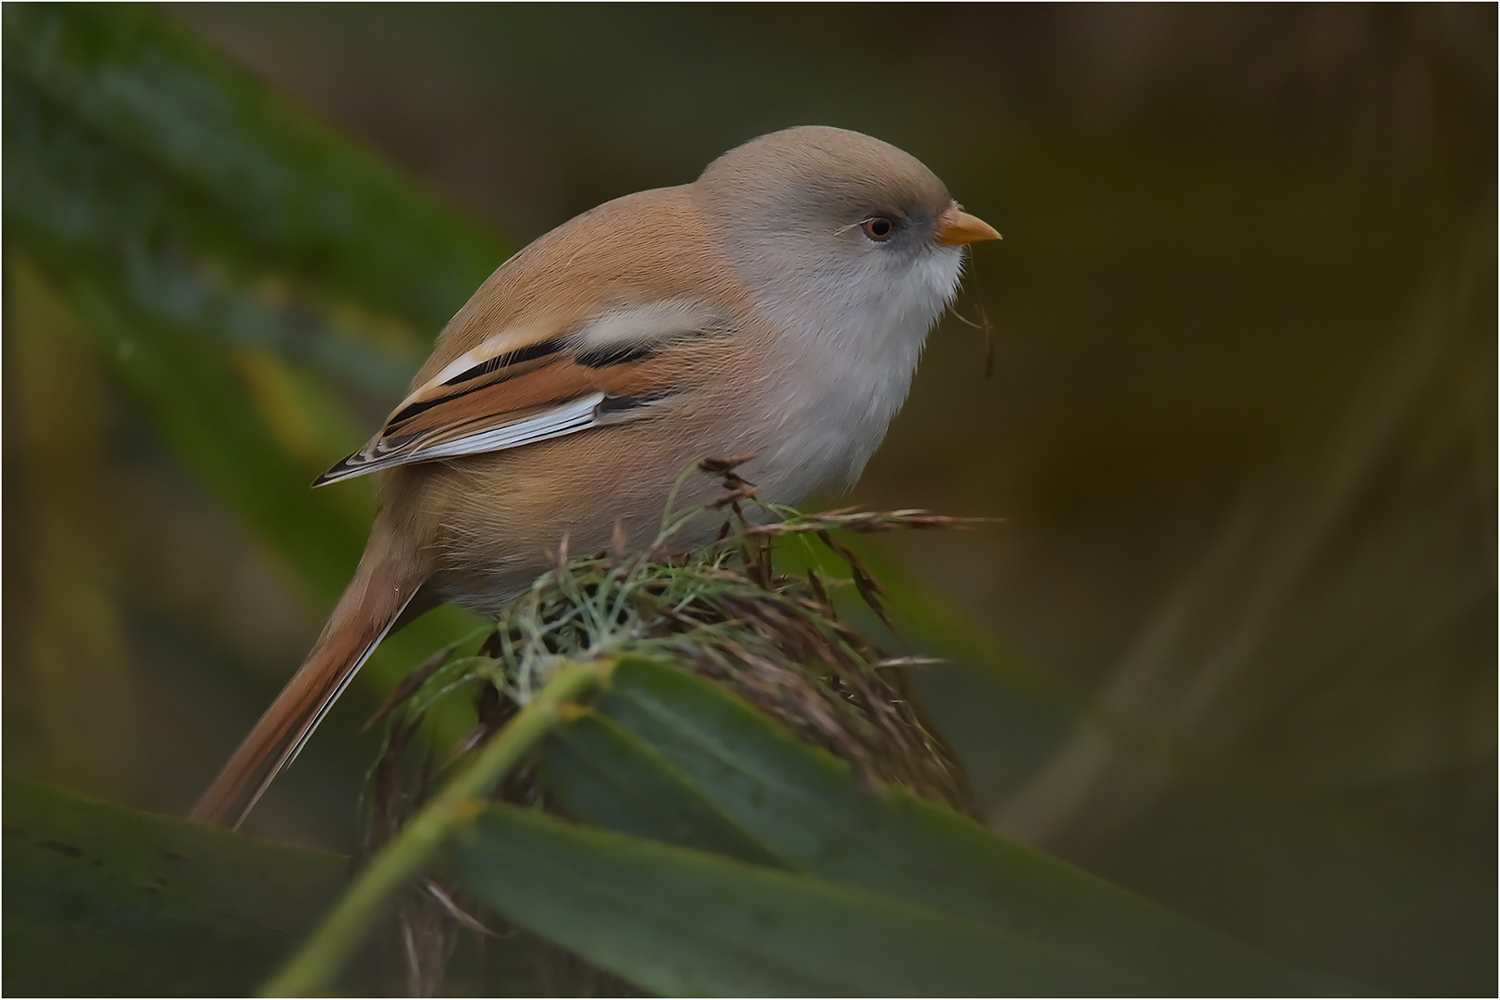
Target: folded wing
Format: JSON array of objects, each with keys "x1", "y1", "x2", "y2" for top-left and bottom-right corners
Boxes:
[{"x1": 315, "y1": 300, "x2": 724, "y2": 486}]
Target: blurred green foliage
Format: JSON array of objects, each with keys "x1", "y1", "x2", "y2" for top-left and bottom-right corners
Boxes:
[
  {"x1": 3, "y1": 2, "x2": 495, "y2": 596},
  {"x1": 4, "y1": 2, "x2": 503, "y2": 841},
  {"x1": 3, "y1": 2, "x2": 1494, "y2": 996}
]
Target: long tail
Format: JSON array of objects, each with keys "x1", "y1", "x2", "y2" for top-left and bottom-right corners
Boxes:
[{"x1": 190, "y1": 522, "x2": 430, "y2": 828}]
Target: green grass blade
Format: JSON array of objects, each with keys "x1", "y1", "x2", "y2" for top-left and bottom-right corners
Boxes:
[
  {"x1": 262, "y1": 659, "x2": 612, "y2": 997},
  {"x1": 4, "y1": 2, "x2": 505, "y2": 330},
  {"x1": 2, "y1": 777, "x2": 350, "y2": 997},
  {"x1": 455, "y1": 803, "x2": 1143, "y2": 998},
  {"x1": 3, "y1": 75, "x2": 423, "y2": 401},
  {"x1": 595, "y1": 656, "x2": 1353, "y2": 996},
  {"x1": 539, "y1": 708, "x2": 783, "y2": 867}
]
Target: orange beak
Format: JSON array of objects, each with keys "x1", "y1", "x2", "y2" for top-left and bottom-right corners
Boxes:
[{"x1": 934, "y1": 205, "x2": 1001, "y2": 246}]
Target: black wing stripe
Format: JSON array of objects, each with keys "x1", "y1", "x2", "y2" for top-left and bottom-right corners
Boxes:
[
  {"x1": 442, "y1": 339, "x2": 565, "y2": 385},
  {"x1": 597, "y1": 390, "x2": 675, "y2": 414},
  {"x1": 574, "y1": 343, "x2": 659, "y2": 368}
]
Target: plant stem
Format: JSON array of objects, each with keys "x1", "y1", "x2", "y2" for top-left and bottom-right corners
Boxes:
[{"x1": 261, "y1": 658, "x2": 615, "y2": 997}]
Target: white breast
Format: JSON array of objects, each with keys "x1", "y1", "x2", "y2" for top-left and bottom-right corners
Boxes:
[{"x1": 750, "y1": 245, "x2": 966, "y2": 504}]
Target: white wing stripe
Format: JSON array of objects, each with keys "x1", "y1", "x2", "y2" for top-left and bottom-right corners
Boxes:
[
  {"x1": 413, "y1": 392, "x2": 607, "y2": 461},
  {"x1": 571, "y1": 299, "x2": 719, "y2": 348}
]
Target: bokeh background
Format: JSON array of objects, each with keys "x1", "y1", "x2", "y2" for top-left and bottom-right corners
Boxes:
[{"x1": 5, "y1": 4, "x2": 1494, "y2": 994}]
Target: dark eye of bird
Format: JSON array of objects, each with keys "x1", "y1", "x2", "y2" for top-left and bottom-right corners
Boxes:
[{"x1": 861, "y1": 216, "x2": 895, "y2": 242}]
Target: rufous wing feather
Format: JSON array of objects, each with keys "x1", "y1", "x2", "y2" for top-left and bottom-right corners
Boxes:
[{"x1": 314, "y1": 304, "x2": 725, "y2": 486}]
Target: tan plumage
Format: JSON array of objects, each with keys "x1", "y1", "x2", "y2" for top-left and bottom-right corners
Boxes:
[{"x1": 190, "y1": 126, "x2": 998, "y2": 827}]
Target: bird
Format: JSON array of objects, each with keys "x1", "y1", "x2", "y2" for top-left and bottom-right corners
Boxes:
[{"x1": 190, "y1": 125, "x2": 999, "y2": 827}]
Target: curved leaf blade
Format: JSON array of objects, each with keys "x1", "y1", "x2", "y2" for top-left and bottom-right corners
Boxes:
[
  {"x1": 539, "y1": 709, "x2": 783, "y2": 867},
  {"x1": 2, "y1": 778, "x2": 350, "y2": 997},
  {"x1": 455, "y1": 803, "x2": 1140, "y2": 998},
  {"x1": 5, "y1": 2, "x2": 505, "y2": 329},
  {"x1": 591, "y1": 656, "x2": 1353, "y2": 996}
]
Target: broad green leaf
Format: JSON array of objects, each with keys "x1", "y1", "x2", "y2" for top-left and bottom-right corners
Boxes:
[
  {"x1": 455, "y1": 803, "x2": 1139, "y2": 997},
  {"x1": 2, "y1": 777, "x2": 349, "y2": 997},
  {"x1": 588, "y1": 656, "x2": 1350, "y2": 996},
  {"x1": 539, "y1": 709, "x2": 783, "y2": 867}
]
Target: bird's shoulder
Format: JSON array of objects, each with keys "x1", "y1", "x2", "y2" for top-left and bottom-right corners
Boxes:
[{"x1": 415, "y1": 184, "x2": 747, "y2": 386}]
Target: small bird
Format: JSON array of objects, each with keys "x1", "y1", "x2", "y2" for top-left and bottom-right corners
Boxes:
[{"x1": 190, "y1": 126, "x2": 999, "y2": 827}]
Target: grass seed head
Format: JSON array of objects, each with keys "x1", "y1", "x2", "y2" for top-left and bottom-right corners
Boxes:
[{"x1": 365, "y1": 467, "x2": 981, "y2": 839}]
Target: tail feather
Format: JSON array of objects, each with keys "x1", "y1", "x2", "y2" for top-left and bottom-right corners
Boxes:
[{"x1": 190, "y1": 529, "x2": 429, "y2": 828}]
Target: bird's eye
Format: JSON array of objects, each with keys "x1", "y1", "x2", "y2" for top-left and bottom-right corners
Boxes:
[{"x1": 861, "y1": 216, "x2": 895, "y2": 242}]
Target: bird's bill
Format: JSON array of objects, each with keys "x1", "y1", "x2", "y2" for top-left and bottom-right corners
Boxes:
[{"x1": 934, "y1": 205, "x2": 1001, "y2": 246}]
